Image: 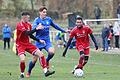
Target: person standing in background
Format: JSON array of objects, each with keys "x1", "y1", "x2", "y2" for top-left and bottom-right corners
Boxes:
[
  {"x1": 101, "y1": 22, "x2": 110, "y2": 52},
  {"x1": 94, "y1": 5, "x2": 101, "y2": 24},
  {"x1": 2, "y1": 24, "x2": 11, "y2": 50},
  {"x1": 108, "y1": 24, "x2": 114, "y2": 49},
  {"x1": 113, "y1": 21, "x2": 120, "y2": 49},
  {"x1": 117, "y1": 3, "x2": 120, "y2": 24}
]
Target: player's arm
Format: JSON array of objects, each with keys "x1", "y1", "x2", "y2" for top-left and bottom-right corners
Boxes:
[
  {"x1": 24, "y1": 31, "x2": 45, "y2": 44},
  {"x1": 24, "y1": 28, "x2": 36, "y2": 35},
  {"x1": 90, "y1": 33, "x2": 98, "y2": 50},
  {"x1": 50, "y1": 19, "x2": 66, "y2": 33},
  {"x1": 62, "y1": 38, "x2": 73, "y2": 57},
  {"x1": 24, "y1": 25, "x2": 44, "y2": 43},
  {"x1": 24, "y1": 29, "x2": 39, "y2": 41}
]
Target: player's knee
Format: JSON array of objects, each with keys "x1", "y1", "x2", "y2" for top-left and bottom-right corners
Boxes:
[
  {"x1": 79, "y1": 51, "x2": 84, "y2": 56},
  {"x1": 35, "y1": 50, "x2": 44, "y2": 57},
  {"x1": 48, "y1": 48, "x2": 55, "y2": 54},
  {"x1": 20, "y1": 54, "x2": 25, "y2": 61}
]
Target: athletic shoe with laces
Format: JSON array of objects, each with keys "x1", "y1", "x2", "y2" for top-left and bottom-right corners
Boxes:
[
  {"x1": 26, "y1": 72, "x2": 30, "y2": 78},
  {"x1": 45, "y1": 70, "x2": 55, "y2": 77}
]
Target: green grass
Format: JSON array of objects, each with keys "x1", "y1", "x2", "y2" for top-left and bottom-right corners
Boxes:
[{"x1": 0, "y1": 41, "x2": 120, "y2": 80}]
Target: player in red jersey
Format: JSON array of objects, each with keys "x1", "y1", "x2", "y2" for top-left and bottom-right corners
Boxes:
[
  {"x1": 16, "y1": 12, "x2": 55, "y2": 78},
  {"x1": 62, "y1": 16, "x2": 98, "y2": 73}
]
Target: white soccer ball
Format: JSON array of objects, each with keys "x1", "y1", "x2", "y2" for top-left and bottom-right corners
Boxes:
[{"x1": 74, "y1": 69, "x2": 84, "y2": 77}]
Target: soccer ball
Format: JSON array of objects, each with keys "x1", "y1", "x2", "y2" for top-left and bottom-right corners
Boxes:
[{"x1": 74, "y1": 69, "x2": 84, "y2": 77}]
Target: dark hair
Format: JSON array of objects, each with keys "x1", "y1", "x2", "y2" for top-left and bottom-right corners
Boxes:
[
  {"x1": 21, "y1": 11, "x2": 30, "y2": 16},
  {"x1": 76, "y1": 15, "x2": 83, "y2": 20},
  {"x1": 39, "y1": 6, "x2": 47, "y2": 12},
  {"x1": 76, "y1": 15, "x2": 85, "y2": 24}
]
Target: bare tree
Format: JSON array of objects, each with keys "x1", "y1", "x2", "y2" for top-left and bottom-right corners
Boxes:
[
  {"x1": 113, "y1": 0, "x2": 120, "y2": 18},
  {"x1": 0, "y1": 0, "x2": 3, "y2": 9},
  {"x1": 82, "y1": 0, "x2": 88, "y2": 18},
  {"x1": 30, "y1": 0, "x2": 34, "y2": 10}
]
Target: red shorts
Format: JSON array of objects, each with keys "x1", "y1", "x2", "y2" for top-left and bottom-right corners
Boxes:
[
  {"x1": 16, "y1": 43, "x2": 38, "y2": 56},
  {"x1": 76, "y1": 45, "x2": 90, "y2": 56}
]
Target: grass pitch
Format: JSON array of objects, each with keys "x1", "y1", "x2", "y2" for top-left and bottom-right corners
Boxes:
[{"x1": 0, "y1": 42, "x2": 120, "y2": 80}]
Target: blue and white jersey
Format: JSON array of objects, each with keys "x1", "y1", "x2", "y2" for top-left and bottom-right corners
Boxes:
[{"x1": 32, "y1": 16, "x2": 66, "y2": 48}]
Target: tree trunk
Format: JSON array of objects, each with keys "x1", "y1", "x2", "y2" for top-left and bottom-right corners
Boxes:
[{"x1": 113, "y1": 0, "x2": 120, "y2": 18}]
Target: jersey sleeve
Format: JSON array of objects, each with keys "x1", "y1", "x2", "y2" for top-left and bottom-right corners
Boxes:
[
  {"x1": 50, "y1": 18, "x2": 66, "y2": 32},
  {"x1": 69, "y1": 29, "x2": 75, "y2": 38},
  {"x1": 87, "y1": 26, "x2": 93, "y2": 34}
]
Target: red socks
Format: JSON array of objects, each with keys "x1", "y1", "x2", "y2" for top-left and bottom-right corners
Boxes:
[
  {"x1": 39, "y1": 56, "x2": 47, "y2": 68},
  {"x1": 77, "y1": 55, "x2": 84, "y2": 69},
  {"x1": 20, "y1": 61, "x2": 25, "y2": 73}
]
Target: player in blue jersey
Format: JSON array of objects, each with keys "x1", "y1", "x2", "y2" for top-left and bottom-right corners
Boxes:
[{"x1": 26, "y1": 6, "x2": 67, "y2": 78}]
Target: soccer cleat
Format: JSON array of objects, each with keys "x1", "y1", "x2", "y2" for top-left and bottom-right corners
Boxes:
[
  {"x1": 72, "y1": 70, "x2": 75, "y2": 74},
  {"x1": 45, "y1": 70, "x2": 55, "y2": 77},
  {"x1": 20, "y1": 74, "x2": 24, "y2": 78},
  {"x1": 72, "y1": 65, "x2": 78, "y2": 74},
  {"x1": 26, "y1": 72, "x2": 30, "y2": 78}
]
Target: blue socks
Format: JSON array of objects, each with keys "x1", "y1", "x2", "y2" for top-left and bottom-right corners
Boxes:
[
  {"x1": 28, "y1": 60, "x2": 36, "y2": 74},
  {"x1": 46, "y1": 53, "x2": 54, "y2": 62}
]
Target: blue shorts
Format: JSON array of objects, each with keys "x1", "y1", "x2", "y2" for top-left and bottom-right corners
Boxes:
[{"x1": 35, "y1": 39, "x2": 53, "y2": 52}]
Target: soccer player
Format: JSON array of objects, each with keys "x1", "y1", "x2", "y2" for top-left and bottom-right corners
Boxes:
[
  {"x1": 62, "y1": 16, "x2": 98, "y2": 73},
  {"x1": 16, "y1": 11, "x2": 55, "y2": 78},
  {"x1": 26, "y1": 6, "x2": 67, "y2": 78}
]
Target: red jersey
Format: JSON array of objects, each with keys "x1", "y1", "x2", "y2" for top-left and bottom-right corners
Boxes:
[
  {"x1": 70, "y1": 25, "x2": 92, "y2": 49},
  {"x1": 16, "y1": 21, "x2": 32, "y2": 45}
]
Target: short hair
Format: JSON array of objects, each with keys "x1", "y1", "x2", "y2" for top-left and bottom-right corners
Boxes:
[
  {"x1": 39, "y1": 6, "x2": 47, "y2": 12},
  {"x1": 21, "y1": 11, "x2": 30, "y2": 16},
  {"x1": 76, "y1": 15, "x2": 83, "y2": 20},
  {"x1": 76, "y1": 15, "x2": 85, "y2": 24}
]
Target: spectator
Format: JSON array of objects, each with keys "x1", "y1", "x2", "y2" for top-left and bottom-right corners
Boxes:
[
  {"x1": 117, "y1": 3, "x2": 120, "y2": 24},
  {"x1": 2, "y1": 24, "x2": 11, "y2": 50},
  {"x1": 55, "y1": 31, "x2": 66, "y2": 48},
  {"x1": 101, "y1": 22, "x2": 110, "y2": 52},
  {"x1": 113, "y1": 21, "x2": 120, "y2": 49},
  {"x1": 108, "y1": 24, "x2": 114, "y2": 49},
  {"x1": 94, "y1": 5, "x2": 101, "y2": 24}
]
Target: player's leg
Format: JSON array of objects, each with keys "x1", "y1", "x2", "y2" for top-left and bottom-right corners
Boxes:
[
  {"x1": 19, "y1": 54, "x2": 26, "y2": 78},
  {"x1": 3, "y1": 38, "x2": 6, "y2": 49},
  {"x1": 82, "y1": 48, "x2": 89, "y2": 67},
  {"x1": 16, "y1": 44, "x2": 26, "y2": 78},
  {"x1": 26, "y1": 48, "x2": 43, "y2": 78},
  {"x1": 75, "y1": 46, "x2": 85, "y2": 70},
  {"x1": 34, "y1": 49, "x2": 55, "y2": 77},
  {"x1": 45, "y1": 46, "x2": 55, "y2": 69},
  {"x1": 26, "y1": 56, "x2": 38, "y2": 78},
  {"x1": 26, "y1": 44, "x2": 55, "y2": 77},
  {"x1": 83, "y1": 56, "x2": 89, "y2": 66},
  {"x1": 72, "y1": 50, "x2": 85, "y2": 74},
  {"x1": 7, "y1": 38, "x2": 10, "y2": 49},
  {"x1": 77, "y1": 51, "x2": 85, "y2": 69}
]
